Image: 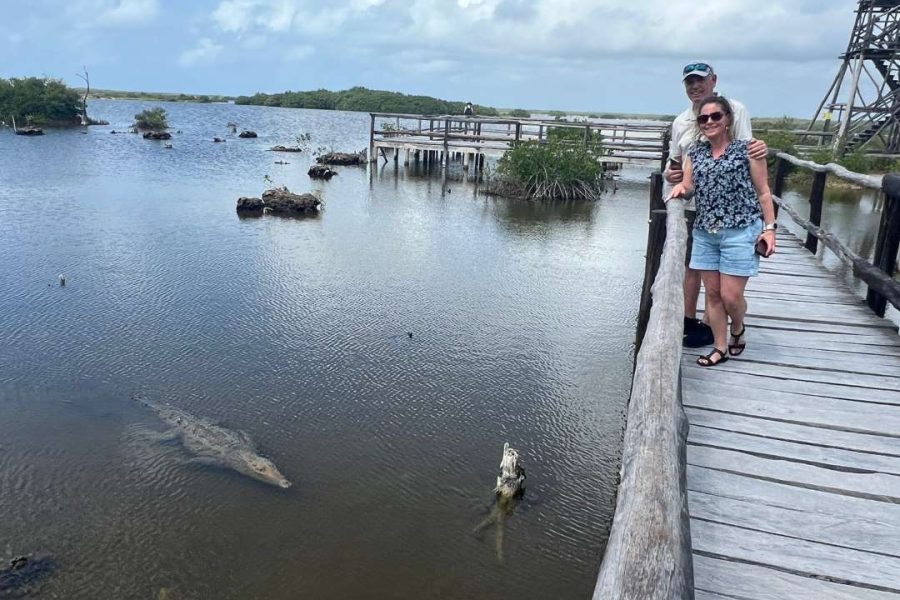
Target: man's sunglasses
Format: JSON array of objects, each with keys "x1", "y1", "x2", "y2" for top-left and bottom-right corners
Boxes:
[
  {"x1": 697, "y1": 111, "x2": 724, "y2": 125},
  {"x1": 683, "y1": 63, "x2": 712, "y2": 75}
]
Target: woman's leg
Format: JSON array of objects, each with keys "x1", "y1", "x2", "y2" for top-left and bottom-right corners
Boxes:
[
  {"x1": 700, "y1": 270, "x2": 727, "y2": 352},
  {"x1": 720, "y1": 274, "x2": 750, "y2": 335}
]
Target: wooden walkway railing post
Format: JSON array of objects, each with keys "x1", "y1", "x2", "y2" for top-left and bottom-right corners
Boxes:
[
  {"x1": 867, "y1": 173, "x2": 900, "y2": 316},
  {"x1": 805, "y1": 171, "x2": 827, "y2": 253},
  {"x1": 772, "y1": 156, "x2": 792, "y2": 219}
]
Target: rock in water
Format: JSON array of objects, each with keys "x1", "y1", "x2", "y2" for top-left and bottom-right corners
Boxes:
[
  {"x1": 235, "y1": 187, "x2": 322, "y2": 216},
  {"x1": 315, "y1": 150, "x2": 367, "y2": 166},
  {"x1": 308, "y1": 165, "x2": 337, "y2": 180},
  {"x1": 136, "y1": 396, "x2": 291, "y2": 488},
  {"x1": 238, "y1": 130, "x2": 258, "y2": 138}
]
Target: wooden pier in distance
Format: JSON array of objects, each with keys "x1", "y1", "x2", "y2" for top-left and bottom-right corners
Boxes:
[{"x1": 368, "y1": 113, "x2": 669, "y2": 170}]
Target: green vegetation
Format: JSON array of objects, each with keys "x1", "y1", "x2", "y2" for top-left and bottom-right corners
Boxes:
[
  {"x1": 507, "y1": 108, "x2": 531, "y2": 118},
  {"x1": 489, "y1": 139, "x2": 606, "y2": 201},
  {"x1": 134, "y1": 107, "x2": 169, "y2": 131},
  {"x1": 88, "y1": 88, "x2": 231, "y2": 103},
  {"x1": 234, "y1": 86, "x2": 500, "y2": 116},
  {"x1": 0, "y1": 77, "x2": 81, "y2": 125},
  {"x1": 547, "y1": 123, "x2": 604, "y2": 149}
]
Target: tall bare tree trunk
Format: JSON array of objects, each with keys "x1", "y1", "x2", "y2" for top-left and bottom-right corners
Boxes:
[{"x1": 76, "y1": 67, "x2": 90, "y2": 126}]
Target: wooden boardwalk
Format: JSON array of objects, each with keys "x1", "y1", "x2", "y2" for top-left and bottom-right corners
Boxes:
[{"x1": 683, "y1": 229, "x2": 900, "y2": 599}]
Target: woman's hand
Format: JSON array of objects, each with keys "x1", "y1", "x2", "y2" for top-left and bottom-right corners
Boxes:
[
  {"x1": 756, "y1": 229, "x2": 777, "y2": 257},
  {"x1": 666, "y1": 183, "x2": 691, "y2": 203}
]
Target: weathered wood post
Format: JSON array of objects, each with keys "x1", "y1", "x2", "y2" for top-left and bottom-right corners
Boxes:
[
  {"x1": 805, "y1": 171, "x2": 827, "y2": 253},
  {"x1": 635, "y1": 172, "x2": 666, "y2": 354},
  {"x1": 443, "y1": 118, "x2": 451, "y2": 171},
  {"x1": 659, "y1": 129, "x2": 671, "y2": 172},
  {"x1": 867, "y1": 173, "x2": 900, "y2": 316},
  {"x1": 369, "y1": 114, "x2": 376, "y2": 164},
  {"x1": 772, "y1": 155, "x2": 792, "y2": 219},
  {"x1": 514, "y1": 122, "x2": 521, "y2": 145}
]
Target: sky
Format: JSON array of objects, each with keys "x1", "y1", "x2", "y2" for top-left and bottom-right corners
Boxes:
[{"x1": 0, "y1": 0, "x2": 861, "y2": 117}]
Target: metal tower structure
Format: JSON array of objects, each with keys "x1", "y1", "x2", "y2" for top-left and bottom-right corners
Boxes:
[{"x1": 808, "y1": 0, "x2": 900, "y2": 156}]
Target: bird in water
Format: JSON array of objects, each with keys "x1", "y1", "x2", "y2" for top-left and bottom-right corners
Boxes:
[
  {"x1": 58, "y1": 274, "x2": 66, "y2": 287},
  {"x1": 407, "y1": 332, "x2": 413, "y2": 339}
]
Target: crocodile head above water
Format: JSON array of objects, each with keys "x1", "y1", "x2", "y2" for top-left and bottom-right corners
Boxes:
[{"x1": 240, "y1": 452, "x2": 291, "y2": 488}]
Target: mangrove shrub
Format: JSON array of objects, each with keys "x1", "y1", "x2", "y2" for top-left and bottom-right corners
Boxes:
[
  {"x1": 0, "y1": 77, "x2": 81, "y2": 124},
  {"x1": 134, "y1": 107, "x2": 169, "y2": 131},
  {"x1": 492, "y1": 140, "x2": 606, "y2": 201}
]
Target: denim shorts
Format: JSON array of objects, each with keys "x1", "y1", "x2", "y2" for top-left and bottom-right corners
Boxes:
[{"x1": 690, "y1": 219, "x2": 762, "y2": 277}]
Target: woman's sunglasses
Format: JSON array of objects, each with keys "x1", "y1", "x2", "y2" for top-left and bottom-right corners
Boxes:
[{"x1": 697, "y1": 111, "x2": 724, "y2": 125}]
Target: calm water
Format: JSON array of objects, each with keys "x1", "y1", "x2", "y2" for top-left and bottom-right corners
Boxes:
[{"x1": 0, "y1": 100, "x2": 655, "y2": 599}]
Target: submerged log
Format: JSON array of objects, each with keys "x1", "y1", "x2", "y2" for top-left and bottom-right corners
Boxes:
[
  {"x1": 316, "y1": 149, "x2": 367, "y2": 166},
  {"x1": 308, "y1": 165, "x2": 337, "y2": 180},
  {"x1": 213, "y1": 137, "x2": 226, "y2": 143},
  {"x1": 238, "y1": 130, "x2": 258, "y2": 138},
  {"x1": 236, "y1": 188, "x2": 322, "y2": 215},
  {"x1": 269, "y1": 145, "x2": 303, "y2": 152},
  {"x1": 142, "y1": 131, "x2": 171, "y2": 140}
]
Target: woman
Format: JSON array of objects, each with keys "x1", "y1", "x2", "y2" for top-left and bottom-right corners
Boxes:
[{"x1": 667, "y1": 96, "x2": 777, "y2": 367}]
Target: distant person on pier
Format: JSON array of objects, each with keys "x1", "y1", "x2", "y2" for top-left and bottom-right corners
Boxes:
[
  {"x1": 463, "y1": 101, "x2": 475, "y2": 133},
  {"x1": 666, "y1": 96, "x2": 777, "y2": 367},
  {"x1": 665, "y1": 62, "x2": 768, "y2": 348}
]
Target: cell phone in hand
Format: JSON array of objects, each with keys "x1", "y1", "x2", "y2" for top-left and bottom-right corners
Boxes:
[{"x1": 755, "y1": 238, "x2": 770, "y2": 257}]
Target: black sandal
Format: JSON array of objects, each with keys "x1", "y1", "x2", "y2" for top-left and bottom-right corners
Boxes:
[
  {"x1": 697, "y1": 348, "x2": 729, "y2": 367},
  {"x1": 729, "y1": 326, "x2": 746, "y2": 356}
]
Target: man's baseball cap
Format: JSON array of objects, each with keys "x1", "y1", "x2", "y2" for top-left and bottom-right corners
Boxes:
[{"x1": 682, "y1": 62, "x2": 714, "y2": 81}]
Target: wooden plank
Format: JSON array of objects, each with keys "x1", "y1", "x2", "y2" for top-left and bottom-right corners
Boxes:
[
  {"x1": 724, "y1": 297, "x2": 898, "y2": 329},
  {"x1": 688, "y1": 465, "x2": 900, "y2": 526},
  {"x1": 716, "y1": 323, "x2": 900, "y2": 350},
  {"x1": 693, "y1": 554, "x2": 900, "y2": 599},
  {"x1": 691, "y1": 519, "x2": 900, "y2": 592},
  {"x1": 688, "y1": 425, "x2": 900, "y2": 476},
  {"x1": 687, "y1": 445, "x2": 900, "y2": 502},
  {"x1": 683, "y1": 381, "x2": 900, "y2": 439},
  {"x1": 685, "y1": 407, "x2": 900, "y2": 456},
  {"x1": 683, "y1": 358, "x2": 900, "y2": 392},
  {"x1": 682, "y1": 368, "x2": 900, "y2": 405},
  {"x1": 683, "y1": 344, "x2": 900, "y2": 375},
  {"x1": 737, "y1": 315, "x2": 900, "y2": 338},
  {"x1": 689, "y1": 490, "x2": 900, "y2": 557}
]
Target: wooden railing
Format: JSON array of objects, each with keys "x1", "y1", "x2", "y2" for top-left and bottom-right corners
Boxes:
[
  {"x1": 770, "y1": 151, "x2": 900, "y2": 316},
  {"x1": 593, "y1": 176, "x2": 694, "y2": 599},
  {"x1": 367, "y1": 113, "x2": 670, "y2": 165}
]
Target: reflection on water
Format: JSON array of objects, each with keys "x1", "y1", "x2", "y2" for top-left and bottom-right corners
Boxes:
[
  {"x1": 0, "y1": 100, "x2": 652, "y2": 599},
  {"x1": 780, "y1": 179, "x2": 899, "y2": 327}
]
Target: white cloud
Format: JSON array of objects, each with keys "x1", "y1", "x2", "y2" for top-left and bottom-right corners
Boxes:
[
  {"x1": 97, "y1": 0, "x2": 159, "y2": 26},
  {"x1": 205, "y1": 0, "x2": 848, "y2": 63},
  {"x1": 178, "y1": 38, "x2": 225, "y2": 66}
]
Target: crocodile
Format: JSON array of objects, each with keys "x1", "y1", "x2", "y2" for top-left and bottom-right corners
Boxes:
[{"x1": 135, "y1": 396, "x2": 291, "y2": 489}]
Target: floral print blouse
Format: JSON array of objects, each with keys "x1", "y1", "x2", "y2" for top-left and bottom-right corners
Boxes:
[{"x1": 688, "y1": 139, "x2": 761, "y2": 233}]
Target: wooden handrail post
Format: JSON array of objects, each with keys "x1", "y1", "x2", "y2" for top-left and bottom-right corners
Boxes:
[
  {"x1": 773, "y1": 156, "x2": 792, "y2": 220},
  {"x1": 660, "y1": 129, "x2": 671, "y2": 172},
  {"x1": 867, "y1": 173, "x2": 900, "y2": 316},
  {"x1": 805, "y1": 171, "x2": 827, "y2": 253},
  {"x1": 369, "y1": 113, "x2": 376, "y2": 163}
]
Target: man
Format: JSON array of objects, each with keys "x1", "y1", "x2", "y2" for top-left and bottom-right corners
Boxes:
[{"x1": 664, "y1": 62, "x2": 768, "y2": 347}]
